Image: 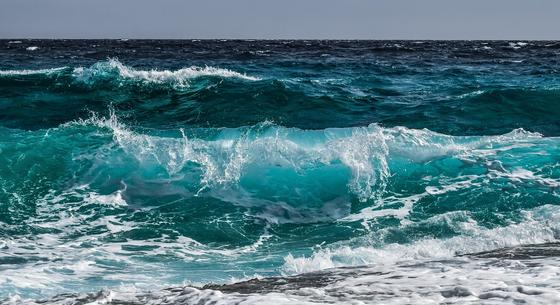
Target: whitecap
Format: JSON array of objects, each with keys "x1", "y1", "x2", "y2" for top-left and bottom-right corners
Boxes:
[
  {"x1": 509, "y1": 41, "x2": 529, "y2": 49},
  {"x1": 0, "y1": 67, "x2": 67, "y2": 76},
  {"x1": 457, "y1": 90, "x2": 485, "y2": 99},
  {"x1": 72, "y1": 58, "x2": 260, "y2": 88}
]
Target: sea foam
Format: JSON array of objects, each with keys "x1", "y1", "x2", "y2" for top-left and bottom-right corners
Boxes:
[{"x1": 0, "y1": 67, "x2": 67, "y2": 76}]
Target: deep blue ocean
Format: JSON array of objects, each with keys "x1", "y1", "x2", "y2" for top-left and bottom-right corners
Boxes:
[{"x1": 1, "y1": 40, "x2": 560, "y2": 304}]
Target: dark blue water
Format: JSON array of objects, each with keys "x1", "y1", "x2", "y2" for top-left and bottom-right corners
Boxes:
[{"x1": 1, "y1": 40, "x2": 560, "y2": 304}]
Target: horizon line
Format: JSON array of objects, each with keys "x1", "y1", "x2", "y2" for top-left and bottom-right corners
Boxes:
[{"x1": 2, "y1": 38, "x2": 559, "y2": 41}]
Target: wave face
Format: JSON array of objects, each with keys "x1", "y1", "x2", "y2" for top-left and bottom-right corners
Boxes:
[{"x1": 1, "y1": 40, "x2": 560, "y2": 304}]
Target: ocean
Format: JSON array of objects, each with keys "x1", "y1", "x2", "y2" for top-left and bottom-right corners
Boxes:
[{"x1": 1, "y1": 40, "x2": 560, "y2": 304}]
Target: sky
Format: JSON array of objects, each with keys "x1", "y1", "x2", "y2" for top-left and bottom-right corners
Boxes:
[{"x1": 1, "y1": 0, "x2": 559, "y2": 39}]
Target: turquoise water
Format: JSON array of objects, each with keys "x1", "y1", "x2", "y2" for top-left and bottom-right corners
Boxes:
[{"x1": 0, "y1": 40, "x2": 559, "y2": 302}]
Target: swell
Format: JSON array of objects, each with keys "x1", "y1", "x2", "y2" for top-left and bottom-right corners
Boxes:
[{"x1": 445, "y1": 87, "x2": 560, "y2": 135}]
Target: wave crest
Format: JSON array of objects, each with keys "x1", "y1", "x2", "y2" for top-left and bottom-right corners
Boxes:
[
  {"x1": 0, "y1": 59, "x2": 259, "y2": 88},
  {"x1": 72, "y1": 58, "x2": 260, "y2": 87}
]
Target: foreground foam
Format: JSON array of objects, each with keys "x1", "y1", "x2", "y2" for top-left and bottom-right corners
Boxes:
[{"x1": 7, "y1": 251, "x2": 560, "y2": 304}]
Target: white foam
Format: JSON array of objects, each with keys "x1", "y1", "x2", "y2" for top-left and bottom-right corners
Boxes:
[
  {"x1": 25, "y1": 46, "x2": 39, "y2": 51},
  {"x1": 85, "y1": 190, "x2": 128, "y2": 207},
  {"x1": 282, "y1": 205, "x2": 560, "y2": 275},
  {"x1": 457, "y1": 90, "x2": 485, "y2": 99},
  {"x1": 509, "y1": 42, "x2": 529, "y2": 49},
  {"x1": 492, "y1": 167, "x2": 560, "y2": 187},
  {"x1": 341, "y1": 193, "x2": 421, "y2": 223},
  {"x1": 0, "y1": 67, "x2": 66, "y2": 76},
  {"x1": 9, "y1": 255, "x2": 560, "y2": 305}
]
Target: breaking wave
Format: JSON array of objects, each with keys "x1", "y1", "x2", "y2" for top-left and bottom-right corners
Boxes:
[
  {"x1": 0, "y1": 58, "x2": 260, "y2": 88},
  {"x1": 72, "y1": 58, "x2": 261, "y2": 87}
]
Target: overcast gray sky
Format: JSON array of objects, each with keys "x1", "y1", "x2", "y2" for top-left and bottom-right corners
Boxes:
[{"x1": 1, "y1": 0, "x2": 559, "y2": 39}]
